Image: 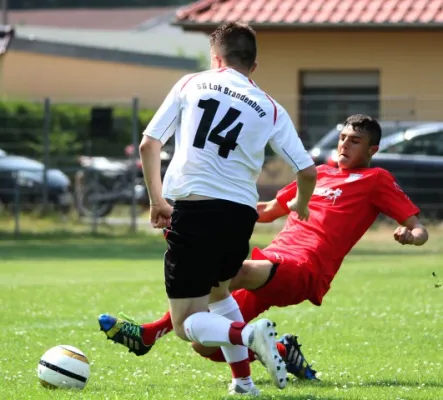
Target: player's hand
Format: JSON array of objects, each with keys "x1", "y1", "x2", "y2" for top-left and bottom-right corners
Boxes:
[
  {"x1": 393, "y1": 226, "x2": 415, "y2": 245},
  {"x1": 286, "y1": 198, "x2": 310, "y2": 221},
  {"x1": 150, "y1": 201, "x2": 173, "y2": 229}
]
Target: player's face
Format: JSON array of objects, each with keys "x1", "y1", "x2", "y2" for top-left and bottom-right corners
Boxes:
[{"x1": 337, "y1": 126, "x2": 378, "y2": 169}]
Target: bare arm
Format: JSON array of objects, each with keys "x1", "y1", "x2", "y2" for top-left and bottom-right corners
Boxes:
[
  {"x1": 257, "y1": 199, "x2": 288, "y2": 223},
  {"x1": 139, "y1": 136, "x2": 164, "y2": 205},
  {"x1": 393, "y1": 215, "x2": 429, "y2": 246},
  {"x1": 268, "y1": 107, "x2": 316, "y2": 220},
  {"x1": 292, "y1": 164, "x2": 317, "y2": 211},
  {"x1": 139, "y1": 136, "x2": 172, "y2": 228}
]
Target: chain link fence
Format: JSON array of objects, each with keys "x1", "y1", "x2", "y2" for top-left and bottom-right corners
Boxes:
[
  {"x1": 0, "y1": 97, "x2": 146, "y2": 236},
  {"x1": 1, "y1": 95, "x2": 443, "y2": 236}
]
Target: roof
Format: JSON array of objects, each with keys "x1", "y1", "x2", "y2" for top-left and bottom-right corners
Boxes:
[
  {"x1": 176, "y1": 0, "x2": 443, "y2": 29},
  {"x1": 0, "y1": 25, "x2": 15, "y2": 55},
  {"x1": 9, "y1": 7, "x2": 176, "y2": 30},
  {"x1": 14, "y1": 25, "x2": 209, "y2": 59},
  {"x1": 9, "y1": 37, "x2": 199, "y2": 70}
]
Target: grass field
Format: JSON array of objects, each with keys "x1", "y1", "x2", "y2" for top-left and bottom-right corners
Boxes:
[{"x1": 0, "y1": 226, "x2": 442, "y2": 399}]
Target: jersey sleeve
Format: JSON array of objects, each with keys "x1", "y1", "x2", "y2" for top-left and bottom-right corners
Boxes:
[
  {"x1": 371, "y1": 169, "x2": 420, "y2": 223},
  {"x1": 275, "y1": 181, "x2": 298, "y2": 213},
  {"x1": 268, "y1": 107, "x2": 314, "y2": 172},
  {"x1": 142, "y1": 75, "x2": 190, "y2": 144}
]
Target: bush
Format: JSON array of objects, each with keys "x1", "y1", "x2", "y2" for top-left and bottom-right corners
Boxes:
[{"x1": 0, "y1": 101, "x2": 156, "y2": 167}]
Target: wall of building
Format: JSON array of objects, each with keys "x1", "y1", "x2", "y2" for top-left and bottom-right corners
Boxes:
[
  {"x1": 2, "y1": 51, "x2": 193, "y2": 107},
  {"x1": 252, "y1": 30, "x2": 443, "y2": 125}
]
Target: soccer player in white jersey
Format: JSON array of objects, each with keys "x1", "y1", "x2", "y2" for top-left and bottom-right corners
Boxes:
[{"x1": 98, "y1": 22, "x2": 317, "y2": 395}]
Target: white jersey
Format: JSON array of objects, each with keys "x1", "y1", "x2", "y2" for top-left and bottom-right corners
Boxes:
[{"x1": 143, "y1": 68, "x2": 313, "y2": 208}]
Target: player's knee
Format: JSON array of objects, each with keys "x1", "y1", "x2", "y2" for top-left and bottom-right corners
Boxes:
[
  {"x1": 231, "y1": 261, "x2": 274, "y2": 291},
  {"x1": 191, "y1": 342, "x2": 217, "y2": 357},
  {"x1": 173, "y1": 323, "x2": 188, "y2": 341},
  {"x1": 230, "y1": 263, "x2": 256, "y2": 290}
]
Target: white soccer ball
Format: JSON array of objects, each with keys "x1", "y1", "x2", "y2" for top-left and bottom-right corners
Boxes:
[{"x1": 38, "y1": 345, "x2": 90, "y2": 389}]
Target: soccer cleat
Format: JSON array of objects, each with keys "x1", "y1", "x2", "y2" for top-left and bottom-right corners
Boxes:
[
  {"x1": 247, "y1": 319, "x2": 288, "y2": 389},
  {"x1": 228, "y1": 383, "x2": 260, "y2": 396},
  {"x1": 98, "y1": 313, "x2": 153, "y2": 357},
  {"x1": 279, "y1": 334, "x2": 319, "y2": 381}
]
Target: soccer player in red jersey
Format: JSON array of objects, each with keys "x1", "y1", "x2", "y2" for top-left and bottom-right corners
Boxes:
[{"x1": 99, "y1": 114, "x2": 428, "y2": 381}]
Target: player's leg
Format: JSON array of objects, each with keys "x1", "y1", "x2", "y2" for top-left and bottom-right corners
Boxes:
[
  {"x1": 230, "y1": 259, "x2": 275, "y2": 291},
  {"x1": 195, "y1": 257, "x2": 320, "y2": 380},
  {"x1": 179, "y1": 200, "x2": 288, "y2": 391},
  {"x1": 98, "y1": 258, "x2": 283, "y2": 353},
  {"x1": 189, "y1": 258, "x2": 280, "y2": 359},
  {"x1": 207, "y1": 281, "x2": 258, "y2": 395}
]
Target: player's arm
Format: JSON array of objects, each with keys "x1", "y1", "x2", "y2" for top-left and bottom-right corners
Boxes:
[
  {"x1": 393, "y1": 215, "x2": 429, "y2": 246},
  {"x1": 268, "y1": 107, "x2": 317, "y2": 220},
  {"x1": 257, "y1": 199, "x2": 288, "y2": 223},
  {"x1": 371, "y1": 169, "x2": 429, "y2": 246},
  {"x1": 139, "y1": 76, "x2": 184, "y2": 225},
  {"x1": 257, "y1": 180, "x2": 298, "y2": 222},
  {"x1": 139, "y1": 136, "x2": 164, "y2": 205}
]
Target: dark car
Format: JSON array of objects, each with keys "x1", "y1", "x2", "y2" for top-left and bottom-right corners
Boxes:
[
  {"x1": 327, "y1": 122, "x2": 443, "y2": 218},
  {"x1": 309, "y1": 120, "x2": 432, "y2": 165},
  {"x1": 0, "y1": 151, "x2": 72, "y2": 211}
]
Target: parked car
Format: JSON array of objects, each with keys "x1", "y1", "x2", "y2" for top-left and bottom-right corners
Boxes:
[
  {"x1": 0, "y1": 151, "x2": 72, "y2": 212},
  {"x1": 309, "y1": 120, "x2": 433, "y2": 165},
  {"x1": 326, "y1": 122, "x2": 443, "y2": 219}
]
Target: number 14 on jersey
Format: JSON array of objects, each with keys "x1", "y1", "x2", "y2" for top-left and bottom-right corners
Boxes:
[{"x1": 193, "y1": 98, "x2": 243, "y2": 159}]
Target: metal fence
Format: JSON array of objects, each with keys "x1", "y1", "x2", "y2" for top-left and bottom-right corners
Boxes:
[
  {"x1": 1, "y1": 96, "x2": 442, "y2": 236},
  {"x1": 0, "y1": 97, "x2": 143, "y2": 236}
]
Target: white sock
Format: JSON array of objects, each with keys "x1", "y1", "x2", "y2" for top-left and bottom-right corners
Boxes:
[
  {"x1": 209, "y1": 297, "x2": 253, "y2": 385},
  {"x1": 184, "y1": 311, "x2": 253, "y2": 347},
  {"x1": 209, "y1": 296, "x2": 248, "y2": 364}
]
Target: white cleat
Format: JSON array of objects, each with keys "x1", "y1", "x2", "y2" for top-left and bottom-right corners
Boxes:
[
  {"x1": 228, "y1": 383, "x2": 260, "y2": 396},
  {"x1": 247, "y1": 319, "x2": 288, "y2": 389}
]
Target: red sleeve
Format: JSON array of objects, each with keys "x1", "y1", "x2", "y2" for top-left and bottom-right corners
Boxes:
[
  {"x1": 276, "y1": 181, "x2": 298, "y2": 213},
  {"x1": 371, "y1": 169, "x2": 420, "y2": 224}
]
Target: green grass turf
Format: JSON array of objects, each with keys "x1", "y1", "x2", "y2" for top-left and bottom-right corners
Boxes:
[{"x1": 0, "y1": 227, "x2": 442, "y2": 399}]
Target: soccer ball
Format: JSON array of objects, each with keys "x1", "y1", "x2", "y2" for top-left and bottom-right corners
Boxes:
[{"x1": 38, "y1": 345, "x2": 90, "y2": 389}]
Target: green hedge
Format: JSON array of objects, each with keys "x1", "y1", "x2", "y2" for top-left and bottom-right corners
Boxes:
[{"x1": 0, "y1": 101, "x2": 155, "y2": 167}]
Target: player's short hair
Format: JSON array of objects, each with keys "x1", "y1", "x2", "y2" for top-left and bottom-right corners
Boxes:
[
  {"x1": 343, "y1": 114, "x2": 382, "y2": 146},
  {"x1": 209, "y1": 22, "x2": 257, "y2": 70}
]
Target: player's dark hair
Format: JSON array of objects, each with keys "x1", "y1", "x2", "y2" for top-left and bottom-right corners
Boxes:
[
  {"x1": 209, "y1": 22, "x2": 257, "y2": 70},
  {"x1": 343, "y1": 114, "x2": 382, "y2": 146}
]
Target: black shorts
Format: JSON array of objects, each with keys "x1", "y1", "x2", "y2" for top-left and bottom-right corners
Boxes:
[{"x1": 163, "y1": 199, "x2": 258, "y2": 299}]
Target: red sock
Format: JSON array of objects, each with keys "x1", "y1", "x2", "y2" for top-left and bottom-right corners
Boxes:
[
  {"x1": 230, "y1": 359, "x2": 251, "y2": 378},
  {"x1": 141, "y1": 311, "x2": 173, "y2": 345},
  {"x1": 228, "y1": 321, "x2": 247, "y2": 345}
]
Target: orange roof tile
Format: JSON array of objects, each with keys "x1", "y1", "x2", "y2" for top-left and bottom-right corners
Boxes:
[{"x1": 176, "y1": 0, "x2": 443, "y2": 28}]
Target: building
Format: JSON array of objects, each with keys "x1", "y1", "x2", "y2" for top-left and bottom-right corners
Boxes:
[
  {"x1": 175, "y1": 0, "x2": 443, "y2": 146},
  {"x1": 1, "y1": 8, "x2": 209, "y2": 107}
]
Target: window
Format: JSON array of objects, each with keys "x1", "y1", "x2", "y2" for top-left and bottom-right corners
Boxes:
[
  {"x1": 383, "y1": 130, "x2": 443, "y2": 156},
  {"x1": 300, "y1": 71, "x2": 379, "y2": 147}
]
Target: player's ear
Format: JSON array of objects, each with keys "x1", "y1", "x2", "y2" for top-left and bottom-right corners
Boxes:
[
  {"x1": 369, "y1": 145, "x2": 379, "y2": 157},
  {"x1": 250, "y1": 61, "x2": 258, "y2": 73},
  {"x1": 210, "y1": 48, "x2": 222, "y2": 69}
]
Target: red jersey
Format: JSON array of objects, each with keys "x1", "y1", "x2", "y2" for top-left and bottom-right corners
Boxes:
[{"x1": 259, "y1": 165, "x2": 420, "y2": 283}]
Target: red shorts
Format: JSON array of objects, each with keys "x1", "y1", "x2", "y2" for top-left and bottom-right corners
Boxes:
[{"x1": 249, "y1": 247, "x2": 331, "y2": 307}]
